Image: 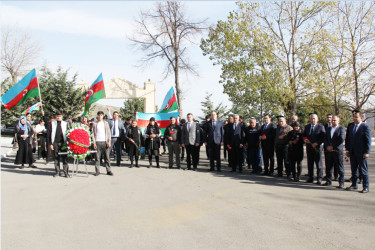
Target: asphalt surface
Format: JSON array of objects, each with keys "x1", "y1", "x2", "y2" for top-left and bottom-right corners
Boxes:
[{"x1": 1, "y1": 141, "x2": 375, "y2": 249}]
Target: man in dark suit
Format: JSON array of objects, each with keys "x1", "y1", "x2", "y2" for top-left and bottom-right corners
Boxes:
[
  {"x1": 323, "y1": 115, "x2": 346, "y2": 188},
  {"x1": 345, "y1": 110, "x2": 372, "y2": 193},
  {"x1": 181, "y1": 113, "x2": 201, "y2": 171},
  {"x1": 245, "y1": 117, "x2": 262, "y2": 174},
  {"x1": 204, "y1": 111, "x2": 224, "y2": 172},
  {"x1": 224, "y1": 115, "x2": 234, "y2": 168},
  {"x1": 259, "y1": 114, "x2": 276, "y2": 175},
  {"x1": 303, "y1": 113, "x2": 326, "y2": 184},
  {"x1": 107, "y1": 108, "x2": 126, "y2": 166},
  {"x1": 324, "y1": 113, "x2": 338, "y2": 181},
  {"x1": 226, "y1": 114, "x2": 245, "y2": 173}
]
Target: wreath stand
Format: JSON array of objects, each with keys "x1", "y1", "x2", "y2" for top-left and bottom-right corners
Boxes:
[{"x1": 59, "y1": 150, "x2": 97, "y2": 177}]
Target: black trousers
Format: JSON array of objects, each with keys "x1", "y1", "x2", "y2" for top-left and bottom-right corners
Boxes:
[
  {"x1": 325, "y1": 150, "x2": 344, "y2": 185},
  {"x1": 53, "y1": 142, "x2": 69, "y2": 174},
  {"x1": 110, "y1": 137, "x2": 122, "y2": 166},
  {"x1": 208, "y1": 143, "x2": 221, "y2": 170},
  {"x1": 37, "y1": 135, "x2": 46, "y2": 159},
  {"x1": 262, "y1": 146, "x2": 275, "y2": 174},
  {"x1": 185, "y1": 144, "x2": 199, "y2": 169},
  {"x1": 275, "y1": 145, "x2": 288, "y2": 176},
  {"x1": 230, "y1": 146, "x2": 244, "y2": 171},
  {"x1": 325, "y1": 151, "x2": 338, "y2": 179},
  {"x1": 289, "y1": 157, "x2": 302, "y2": 178},
  {"x1": 306, "y1": 144, "x2": 323, "y2": 181}
]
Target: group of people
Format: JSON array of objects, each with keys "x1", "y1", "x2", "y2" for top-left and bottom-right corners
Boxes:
[{"x1": 13, "y1": 108, "x2": 371, "y2": 193}]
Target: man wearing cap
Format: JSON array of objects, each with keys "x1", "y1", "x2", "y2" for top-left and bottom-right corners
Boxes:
[
  {"x1": 345, "y1": 110, "x2": 371, "y2": 193},
  {"x1": 274, "y1": 115, "x2": 293, "y2": 177},
  {"x1": 92, "y1": 111, "x2": 113, "y2": 176},
  {"x1": 204, "y1": 111, "x2": 224, "y2": 172},
  {"x1": 181, "y1": 113, "x2": 201, "y2": 170},
  {"x1": 303, "y1": 113, "x2": 326, "y2": 184},
  {"x1": 47, "y1": 110, "x2": 70, "y2": 178},
  {"x1": 323, "y1": 115, "x2": 345, "y2": 187},
  {"x1": 107, "y1": 107, "x2": 126, "y2": 166},
  {"x1": 259, "y1": 114, "x2": 276, "y2": 175}
]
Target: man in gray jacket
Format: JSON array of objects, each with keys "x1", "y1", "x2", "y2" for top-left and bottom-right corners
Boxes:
[
  {"x1": 181, "y1": 113, "x2": 201, "y2": 171},
  {"x1": 93, "y1": 111, "x2": 113, "y2": 176}
]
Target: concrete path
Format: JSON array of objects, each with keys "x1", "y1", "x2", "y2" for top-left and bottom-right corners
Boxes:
[{"x1": 1, "y1": 141, "x2": 375, "y2": 249}]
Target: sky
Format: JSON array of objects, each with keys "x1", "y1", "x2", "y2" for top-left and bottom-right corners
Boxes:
[{"x1": 0, "y1": 1, "x2": 238, "y2": 119}]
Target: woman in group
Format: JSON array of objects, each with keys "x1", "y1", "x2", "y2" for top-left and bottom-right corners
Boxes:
[
  {"x1": 286, "y1": 122, "x2": 304, "y2": 181},
  {"x1": 126, "y1": 120, "x2": 144, "y2": 168},
  {"x1": 14, "y1": 115, "x2": 37, "y2": 169},
  {"x1": 144, "y1": 117, "x2": 161, "y2": 168}
]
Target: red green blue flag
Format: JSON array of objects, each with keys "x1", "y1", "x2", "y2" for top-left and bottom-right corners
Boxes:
[
  {"x1": 159, "y1": 87, "x2": 178, "y2": 113},
  {"x1": 22, "y1": 102, "x2": 41, "y2": 114},
  {"x1": 84, "y1": 73, "x2": 106, "y2": 116},
  {"x1": 136, "y1": 112, "x2": 179, "y2": 136},
  {"x1": 1, "y1": 69, "x2": 39, "y2": 110}
]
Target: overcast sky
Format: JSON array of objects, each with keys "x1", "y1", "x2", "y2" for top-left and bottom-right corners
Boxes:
[{"x1": 0, "y1": 1, "x2": 237, "y2": 119}]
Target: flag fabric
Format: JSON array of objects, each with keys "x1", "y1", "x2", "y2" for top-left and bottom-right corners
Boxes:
[
  {"x1": 1, "y1": 69, "x2": 39, "y2": 110},
  {"x1": 136, "y1": 112, "x2": 179, "y2": 136},
  {"x1": 159, "y1": 87, "x2": 178, "y2": 113},
  {"x1": 84, "y1": 73, "x2": 106, "y2": 115},
  {"x1": 22, "y1": 102, "x2": 41, "y2": 115}
]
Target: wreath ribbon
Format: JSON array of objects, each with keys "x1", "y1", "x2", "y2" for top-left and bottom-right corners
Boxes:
[{"x1": 68, "y1": 138, "x2": 90, "y2": 148}]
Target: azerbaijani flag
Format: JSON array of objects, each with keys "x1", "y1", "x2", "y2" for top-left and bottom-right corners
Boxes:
[
  {"x1": 84, "y1": 73, "x2": 106, "y2": 116},
  {"x1": 1, "y1": 69, "x2": 39, "y2": 110},
  {"x1": 136, "y1": 112, "x2": 179, "y2": 136},
  {"x1": 22, "y1": 102, "x2": 41, "y2": 114},
  {"x1": 159, "y1": 87, "x2": 178, "y2": 113}
]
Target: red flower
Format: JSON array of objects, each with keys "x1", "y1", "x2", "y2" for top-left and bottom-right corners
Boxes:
[
  {"x1": 303, "y1": 137, "x2": 307, "y2": 140},
  {"x1": 68, "y1": 128, "x2": 90, "y2": 155},
  {"x1": 262, "y1": 134, "x2": 266, "y2": 137}
]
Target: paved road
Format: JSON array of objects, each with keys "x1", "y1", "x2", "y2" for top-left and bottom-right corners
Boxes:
[{"x1": 1, "y1": 141, "x2": 375, "y2": 249}]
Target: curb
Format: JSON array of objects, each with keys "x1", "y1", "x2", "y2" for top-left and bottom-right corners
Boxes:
[{"x1": 1, "y1": 148, "x2": 14, "y2": 160}]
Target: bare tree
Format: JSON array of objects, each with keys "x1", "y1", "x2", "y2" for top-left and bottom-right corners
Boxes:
[
  {"x1": 129, "y1": 1, "x2": 207, "y2": 116},
  {"x1": 1, "y1": 26, "x2": 41, "y2": 84},
  {"x1": 337, "y1": 2, "x2": 375, "y2": 111}
]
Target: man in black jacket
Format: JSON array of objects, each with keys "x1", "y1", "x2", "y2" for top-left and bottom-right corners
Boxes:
[
  {"x1": 164, "y1": 116, "x2": 182, "y2": 169},
  {"x1": 303, "y1": 113, "x2": 326, "y2": 184},
  {"x1": 259, "y1": 114, "x2": 276, "y2": 175},
  {"x1": 246, "y1": 117, "x2": 261, "y2": 174},
  {"x1": 226, "y1": 114, "x2": 245, "y2": 173},
  {"x1": 323, "y1": 115, "x2": 346, "y2": 187}
]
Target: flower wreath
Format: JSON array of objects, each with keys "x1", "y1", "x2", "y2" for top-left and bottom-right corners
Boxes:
[{"x1": 63, "y1": 123, "x2": 93, "y2": 160}]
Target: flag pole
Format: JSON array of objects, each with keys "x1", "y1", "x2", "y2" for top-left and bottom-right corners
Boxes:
[{"x1": 36, "y1": 69, "x2": 44, "y2": 114}]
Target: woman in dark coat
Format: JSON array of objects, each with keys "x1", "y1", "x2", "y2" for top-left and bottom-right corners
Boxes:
[
  {"x1": 14, "y1": 116, "x2": 36, "y2": 168},
  {"x1": 144, "y1": 117, "x2": 161, "y2": 168},
  {"x1": 126, "y1": 120, "x2": 144, "y2": 168},
  {"x1": 286, "y1": 122, "x2": 304, "y2": 181}
]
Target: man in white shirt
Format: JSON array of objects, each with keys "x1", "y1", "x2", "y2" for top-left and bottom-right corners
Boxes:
[
  {"x1": 107, "y1": 107, "x2": 126, "y2": 166},
  {"x1": 93, "y1": 111, "x2": 113, "y2": 176}
]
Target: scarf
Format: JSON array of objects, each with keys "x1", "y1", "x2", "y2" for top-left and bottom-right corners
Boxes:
[{"x1": 18, "y1": 116, "x2": 29, "y2": 140}]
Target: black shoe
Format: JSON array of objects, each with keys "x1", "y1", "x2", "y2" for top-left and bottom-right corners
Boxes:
[
  {"x1": 209, "y1": 168, "x2": 214, "y2": 171},
  {"x1": 345, "y1": 185, "x2": 358, "y2": 191},
  {"x1": 168, "y1": 166, "x2": 173, "y2": 169},
  {"x1": 53, "y1": 173, "x2": 60, "y2": 178},
  {"x1": 294, "y1": 178, "x2": 300, "y2": 182},
  {"x1": 187, "y1": 167, "x2": 191, "y2": 170},
  {"x1": 157, "y1": 165, "x2": 161, "y2": 168},
  {"x1": 316, "y1": 181, "x2": 322, "y2": 185},
  {"x1": 94, "y1": 172, "x2": 100, "y2": 176},
  {"x1": 136, "y1": 165, "x2": 140, "y2": 168},
  {"x1": 20, "y1": 165, "x2": 25, "y2": 169},
  {"x1": 129, "y1": 165, "x2": 133, "y2": 168},
  {"x1": 262, "y1": 172, "x2": 269, "y2": 176},
  {"x1": 64, "y1": 173, "x2": 71, "y2": 178},
  {"x1": 107, "y1": 172, "x2": 114, "y2": 176},
  {"x1": 277, "y1": 174, "x2": 283, "y2": 177},
  {"x1": 268, "y1": 172, "x2": 274, "y2": 176},
  {"x1": 360, "y1": 188, "x2": 369, "y2": 193},
  {"x1": 193, "y1": 168, "x2": 197, "y2": 171},
  {"x1": 306, "y1": 178, "x2": 314, "y2": 183},
  {"x1": 30, "y1": 165, "x2": 37, "y2": 168},
  {"x1": 177, "y1": 166, "x2": 181, "y2": 169},
  {"x1": 323, "y1": 182, "x2": 331, "y2": 186},
  {"x1": 336, "y1": 185, "x2": 344, "y2": 189}
]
